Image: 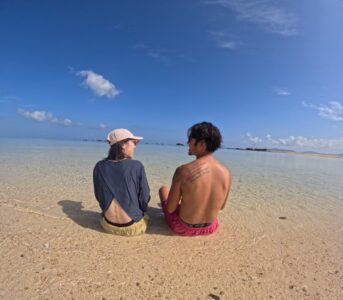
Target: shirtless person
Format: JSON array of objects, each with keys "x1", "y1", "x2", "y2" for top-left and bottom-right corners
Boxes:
[{"x1": 159, "y1": 122, "x2": 231, "y2": 236}]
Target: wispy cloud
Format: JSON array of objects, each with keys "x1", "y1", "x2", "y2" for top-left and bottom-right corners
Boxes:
[
  {"x1": 206, "y1": 0, "x2": 298, "y2": 36},
  {"x1": 99, "y1": 123, "x2": 107, "y2": 129},
  {"x1": 133, "y1": 44, "x2": 149, "y2": 50},
  {"x1": 0, "y1": 96, "x2": 21, "y2": 104},
  {"x1": 18, "y1": 109, "x2": 73, "y2": 126},
  {"x1": 148, "y1": 50, "x2": 170, "y2": 63},
  {"x1": 274, "y1": 87, "x2": 290, "y2": 96},
  {"x1": 133, "y1": 43, "x2": 193, "y2": 63},
  {"x1": 246, "y1": 132, "x2": 343, "y2": 150},
  {"x1": 112, "y1": 24, "x2": 122, "y2": 30},
  {"x1": 209, "y1": 31, "x2": 241, "y2": 49},
  {"x1": 78, "y1": 70, "x2": 121, "y2": 98},
  {"x1": 302, "y1": 101, "x2": 343, "y2": 121},
  {"x1": 220, "y1": 41, "x2": 240, "y2": 49},
  {"x1": 133, "y1": 43, "x2": 171, "y2": 63}
]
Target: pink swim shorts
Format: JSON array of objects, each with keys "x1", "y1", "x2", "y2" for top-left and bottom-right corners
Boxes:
[{"x1": 160, "y1": 199, "x2": 219, "y2": 236}]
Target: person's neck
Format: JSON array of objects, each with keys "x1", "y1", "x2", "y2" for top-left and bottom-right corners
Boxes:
[
  {"x1": 109, "y1": 156, "x2": 131, "y2": 162},
  {"x1": 195, "y1": 152, "x2": 212, "y2": 160}
]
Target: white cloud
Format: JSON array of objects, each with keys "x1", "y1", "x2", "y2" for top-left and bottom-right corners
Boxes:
[
  {"x1": 274, "y1": 87, "x2": 290, "y2": 96},
  {"x1": 18, "y1": 109, "x2": 73, "y2": 126},
  {"x1": 52, "y1": 118, "x2": 72, "y2": 126},
  {"x1": 99, "y1": 123, "x2": 107, "y2": 129},
  {"x1": 18, "y1": 109, "x2": 53, "y2": 122},
  {"x1": 246, "y1": 132, "x2": 262, "y2": 144},
  {"x1": 206, "y1": 0, "x2": 298, "y2": 36},
  {"x1": 303, "y1": 101, "x2": 343, "y2": 121},
  {"x1": 78, "y1": 70, "x2": 121, "y2": 98},
  {"x1": 246, "y1": 132, "x2": 343, "y2": 151}
]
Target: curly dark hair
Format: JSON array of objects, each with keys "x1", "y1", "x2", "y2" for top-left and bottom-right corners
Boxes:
[{"x1": 187, "y1": 122, "x2": 222, "y2": 152}]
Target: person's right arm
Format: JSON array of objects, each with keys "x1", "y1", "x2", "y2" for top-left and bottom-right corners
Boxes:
[{"x1": 166, "y1": 166, "x2": 183, "y2": 213}]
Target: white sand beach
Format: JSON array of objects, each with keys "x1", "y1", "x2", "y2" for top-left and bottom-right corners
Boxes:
[{"x1": 1, "y1": 139, "x2": 342, "y2": 299}]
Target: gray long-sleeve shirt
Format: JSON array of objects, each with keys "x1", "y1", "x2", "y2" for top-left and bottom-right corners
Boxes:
[{"x1": 93, "y1": 159, "x2": 150, "y2": 222}]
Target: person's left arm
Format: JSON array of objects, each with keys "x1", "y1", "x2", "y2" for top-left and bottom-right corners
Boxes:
[
  {"x1": 138, "y1": 163, "x2": 150, "y2": 212},
  {"x1": 221, "y1": 169, "x2": 232, "y2": 210}
]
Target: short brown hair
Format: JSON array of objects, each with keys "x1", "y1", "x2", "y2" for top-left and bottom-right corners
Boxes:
[{"x1": 188, "y1": 122, "x2": 222, "y2": 152}]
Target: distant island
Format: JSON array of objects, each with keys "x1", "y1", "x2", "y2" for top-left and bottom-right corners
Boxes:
[{"x1": 225, "y1": 147, "x2": 343, "y2": 160}]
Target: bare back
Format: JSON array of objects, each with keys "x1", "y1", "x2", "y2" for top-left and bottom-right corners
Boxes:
[
  {"x1": 104, "y1": 198, "x2": 132, "y2": 224},
  {"x1": 177, "y1": 155, "x2": 231, "y2": 224}
]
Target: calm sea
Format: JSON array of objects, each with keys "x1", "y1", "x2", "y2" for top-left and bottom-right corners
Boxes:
[{"x1": 1, "y1": 138, "x2": 342, "y2": 234}]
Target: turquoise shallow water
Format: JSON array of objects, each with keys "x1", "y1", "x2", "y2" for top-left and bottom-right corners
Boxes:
[{"x1": 0, "y1": 138, "x2": 343, "y2": 235}]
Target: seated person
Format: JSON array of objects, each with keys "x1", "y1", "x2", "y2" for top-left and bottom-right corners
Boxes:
[
  {"x1": 93, "y1": 128, "x2": 150, "y2": 236},
  {"x1": 159, "y1": 122, "x2": 231, "y2": 236}
]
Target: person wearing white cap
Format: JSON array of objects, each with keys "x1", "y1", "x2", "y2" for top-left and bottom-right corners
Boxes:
[{"x1": 93, "y1": 128, "x2": 150, "y2": 236}]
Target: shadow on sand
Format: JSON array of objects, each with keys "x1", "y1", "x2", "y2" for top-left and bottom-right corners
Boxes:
[
  {"x1": 58, "y1": 200, "x2": 172, "y2": 236},
  {"x1": 58, "y1": 200, "x2": 103, "y2": 232}
]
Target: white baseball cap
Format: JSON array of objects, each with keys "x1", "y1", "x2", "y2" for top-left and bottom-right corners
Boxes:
[{"x1": 107, "y1": 128, "x2": 143, "y2": 145}]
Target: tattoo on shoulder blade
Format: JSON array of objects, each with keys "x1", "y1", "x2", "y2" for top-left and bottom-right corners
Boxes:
[{"x1": 187, "y1": 164, "x2": 210, "y2": 182}]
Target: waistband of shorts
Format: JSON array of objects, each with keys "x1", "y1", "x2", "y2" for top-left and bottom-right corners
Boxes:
[
  {"x1": 100, "y1": 214, "x2": 149, "y2": 236},
  {"x1": 102, "y1": 214, "x2": 135, "y2": 227},
  {"x1": 182, "y1": 220, "x2": 213, "y2": 228}
]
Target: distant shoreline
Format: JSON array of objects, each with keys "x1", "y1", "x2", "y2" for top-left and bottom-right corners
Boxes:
[
  {"x1": 78, "y1": 139, "x2": 343, "y2": 159},
  {"x1": 226, "y1": 147, "x2": 343, "y2": 160}
]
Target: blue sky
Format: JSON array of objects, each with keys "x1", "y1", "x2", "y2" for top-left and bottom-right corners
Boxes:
[{"x1": 1, "y1": 0, "x2": 343, "y2": 153}]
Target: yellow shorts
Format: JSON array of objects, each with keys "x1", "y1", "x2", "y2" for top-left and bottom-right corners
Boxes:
[{"x1": 100, "y1": 214, "x2": 149, "y2": 236}]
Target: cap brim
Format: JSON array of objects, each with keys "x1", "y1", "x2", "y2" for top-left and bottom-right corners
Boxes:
[{"x1": 132, "y1": 136, "x2": 143, "y2": 143}]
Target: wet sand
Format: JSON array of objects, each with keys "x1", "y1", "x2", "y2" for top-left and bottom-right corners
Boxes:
[{"x1": 0, "y1": 141, "x2": 343, "y2": 299}]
